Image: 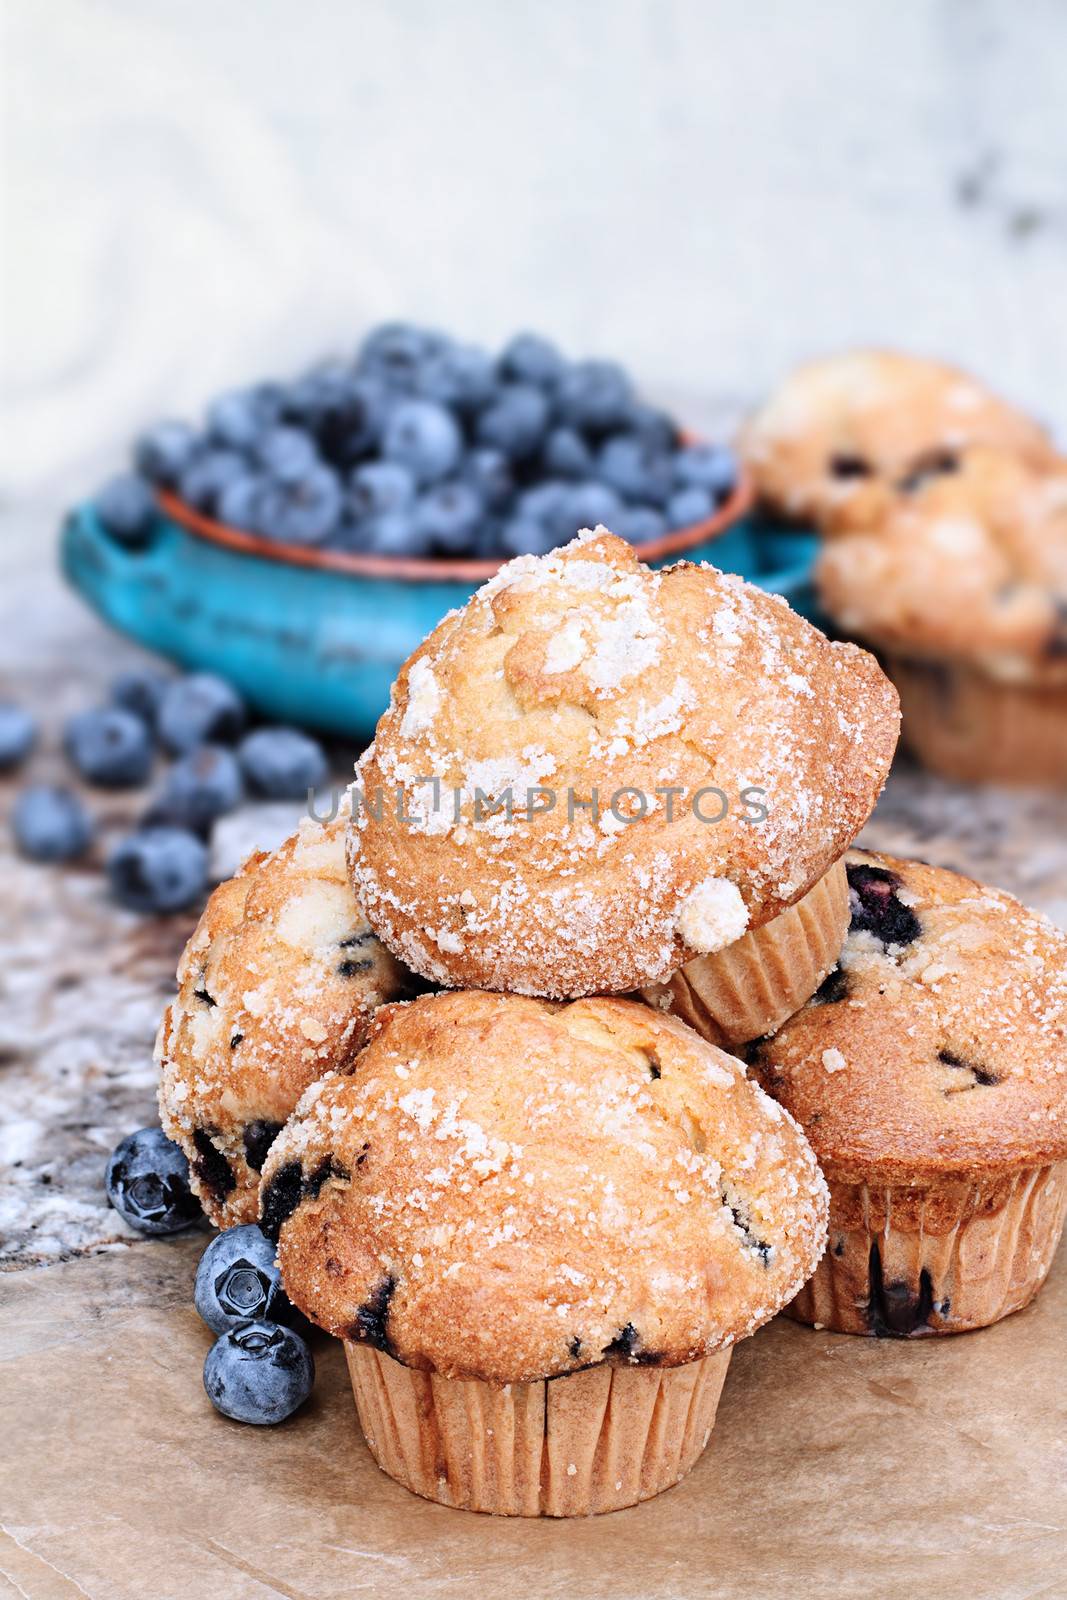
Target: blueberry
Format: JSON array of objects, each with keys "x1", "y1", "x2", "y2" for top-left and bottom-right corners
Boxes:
[
  {"x1": 500, "y1": 517, "x2": 558, "y2": 557},
  {"x1": 238, "y1": 727, "x2": 328, "y2": 799},
  {"x1": 12, "y1": 785, "x2": 94, "y2": 862},
  {"x1": 383, "y1": 400, "x2": 462, "y2": 484},
  {"x1": 111, "y1": 668, "x2": 169, "y2": 729},
  {"x1": 255, "y1": 426, "x2": 320, "y2": 484},
  {"x1": 597, "y1": 435, "x2": 673, "y2": 506},
  {"x1": 557, "y1": 360, "x2": 633, "y2": 434},
  {"x1": 257, "y1": 464, "x2": 344, "y2": 546},
  {"x1": 357, "y1": 322, "x2": 445, "y2": 391},
  {"x1": 515, "y1": 480, "x2": 570, "y2": 532},
  {"x1": 146, "y1": 745, "x2": 244, "y2": 834},
  {"x1": 414, "y1": 481, "x2": 484, "y2": 554},
  {"x1": 194, "y1": 1224, "x2": 297, "y2": 1334},
  {"x1": 349, "y1": 461, "x2": 416, "y2": 521},
  {"x1": 463, "y1": 447, "x2": 513, "y2": 511},
  {"x1": 362, "y1": 512, "x2": 431, "y2": 558},
  {"x1": 135, "y1": 421, "x2": 200, "y2": 487},
  {"x1": 558, "y1": 480, "x2": 623, "y2": 539},
  {"x1": 417, "y1": 343, "x2": 496, "y2": 413},
  {"x1": 542, "y1": 427, "x2": 594, "y2": 480},
  {"x1": 203, "y1": 1319, "x2": 314, "y2": 1425},
  {"x1": 673, "y1": 443, "x2": 737, "y2": 500},
  {"x1": 284, "y1": 368, "x2": 387, "y2": 466},
  {"x1": 157, "y1": 674, "x2": 247, "y2": 755},
  {"x1": 179, "y1": 450, "x2": 247, "y2": 516},
  {"x1": 105, "y1": 1127, "x2": 202, "y2": 1236},
  {"x1": 613, "y1": 504, "x2": 667, "y2": 543},
  {"x1": 499, "y1": 332, "x2": 565, "y2": 389},
  {"x1": 666, "y1": 486, "x2": 714, "y2": 529},
  {"x1": 97, "y1": 473, "x2": 157, "y2": 545},
  {"x1": 0, "y1": 703, "x2": 37, "y2": 771},
  {"x1": 476, "y1": 383, "x2": 550, "y2": 460},
  {"x1": 207, "y1": 389, "x2": 272, "y2": 451},
  {"x1": 216, "y1": 473, "x2": 266, "y2": 534},
  {"x1": 64, "y1": 707, "x2": 153, "y2": 788},
  {"x1": 624, "y1": 403, "x2": 679, "y2": 453},
  {"x1": 107, "y1": 827, "x2": 209, "y2": 913}
]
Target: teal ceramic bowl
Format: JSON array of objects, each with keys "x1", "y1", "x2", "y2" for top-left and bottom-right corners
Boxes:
[{"x1": 61, "y1": 477, "x2": 819, "y2": 739}]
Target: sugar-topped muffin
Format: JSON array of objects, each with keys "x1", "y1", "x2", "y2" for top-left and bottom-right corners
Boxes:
[
  {"x1": 157, "y1": 813, "x2": 415, "y2": 1226},
  {"x1": 749, "y1": 848, "x2": 1067, "y2": 1336},
  {"x1": 262, "y1": 990, "x2": 827, "y2": 1515},
  {"x1": 815, "y1": 446, "x2": 1067, "y2": 783},
  {"x1": 347, "y1": 528, "x2": 898, "y2": 999},
  {"x1": 740, "y1": 350, "x2": 1053, "y2": 528}
]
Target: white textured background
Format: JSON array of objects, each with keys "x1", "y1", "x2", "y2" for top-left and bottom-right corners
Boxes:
[{"x1": 3, "y1": 0, "x2": 1067, "y2": 552}]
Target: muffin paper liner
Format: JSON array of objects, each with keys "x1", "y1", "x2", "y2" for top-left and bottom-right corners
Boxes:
[
  {"x1": 344, "y1": 1343, "x2": 733, "y2": 1516},
  {"x1": 889, "y1": 655, "x2": 1067, "y2": 786},
  {"x1": 789, "y1": 1162, "x2": 1067, "y2": 1336},
  {"x1": 640, "y1": 857, "x2": 849, "y2": 1046}
]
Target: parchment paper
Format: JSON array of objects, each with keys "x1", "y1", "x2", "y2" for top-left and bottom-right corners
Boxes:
[{"x1": 3, "y1": 1234, "x2": 1064, "y2": 1600}]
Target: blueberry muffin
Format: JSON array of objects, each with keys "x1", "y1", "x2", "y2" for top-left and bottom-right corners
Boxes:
[
  {"x1": 157, "y1": 813, "x2": 415, "y2": 1226},
  {"x1": 348, "y1": 528, "x2": 898, "y2": 999},
  {"x1": 749, "y1": 849, "x2": 1067, "y2": 1336},
  {"x1": 815, "y1": 446, "x2": 1067, "y2": 784},
  {"x1": 262, "y1": 990, "x2": 828, "y2": 1515},
  {"x1": 740, "y1": 350, "x2": 1053, "y2": 529}
]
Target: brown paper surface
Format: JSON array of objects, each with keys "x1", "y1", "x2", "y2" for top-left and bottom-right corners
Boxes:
[{"x1": 3, "y1": 1234, "x2": 1064, "y2": 1600}]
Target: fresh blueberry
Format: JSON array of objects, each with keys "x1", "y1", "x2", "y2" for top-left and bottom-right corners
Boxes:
[
  {"x1": 597, "y1": 435, "x2": 673, "y2": 506},
  {"x1": 255, "y1": 426, "x2": 320, "y2": 484},
  {"x1": 515, "y1": 480, "x2": 570, "y2": 532},
  {"x1": 157, "y1": 674, "x2": 247, "y2": 755},
  {"x1": 97, "y1": 473, "x2": 157, "y2": 545},
  {"x1": 135, "y1": 421, "x2": 200, "y2": 487},
  {"x1": 107, "y1": 826, "x2": 209, "y2": 913},
  {"x1": 500, "y1": 517, "x2": 558, "y2": 558},
  {"x1": 476, "y1": 383, "x2": 550, "y2": 460},
  {"x1": 12, "y1": 785, "x2": 94, "y2": 862},
  {"x1": 672, "y1": 443, "x2": 737, "y2": 500},
  {"x1": 105, "y1": 1127, "x2": 202, "y2": 1236},
  {"x1": 111, "y1": 668, "x2": 169, "y2": 729},
  {"x1": 178, "y1": 450, "x2": 247, "y2": 516},
  {"x1": 207, "y1": 388, "x2": 272, "y2": 451},
  {"x1": 463, "y1": 447, "x2": 513, "y2": 511},
  {"x1": 557, "y1": 360, "x2": 633, "y2": 434},
  {"x1": 414, "y1": 481, "x2": 484, "y2": 554},
  {"x1": 216, "y1": 473, "x2": 266, "y2": 534},
  {"x1": 624, "y1": 403, "x2": 679, "y2": 453},
  {"x1": 542, "y1": 427, "x2": 594, "y2": 480},
  {"x1": 417, "y1": 344, "x2": 496, "y2": 413},
  {"x1": 257, "y1": 464, "x2": 344, "y2": 546},
  {"x1": 203, "y1": 1319, "x2": 314, "y2": 1425},
  {"x1": 361, "y1": 512, "x2": 431, "y2": 558},
  {"x1": 349, "y1": 461, "x2": 416, "y2": 521},
  {"x1": 499, "y1": 332, "x2": 565, "y2": 389},
  {"x1": 0, "y1": 703, "x2": 37, "y2": 771},
  {"x1": 284, "y1": 368, "x2": 387, "y2": 467},
  {"x1": 238, "y1": 728, "x2": 329, "y2": 799},
  {"x1": 613, "y1": 504, "x2": 667, "y2": 543},
  {"x1": 194, "y1": 1224, "x2": 297, "y2": 1334},
  {"x1": 559, "y1": 480, "x2": 623, "y2": 539},
  {"x1": 64, "y1": 707, "x2": 153, "y2": 788},
  {"x1": 146, "y1": 745, "x2": 244, "y2": 835},
  {"x1": 357, "y1": 322, "x2": 445, "y2": 391},
  {"x1": 666, "y1": 486, "x2": 714, "y2": 528},
  {"x1": 383, "y1": 400, "x2": 462, "y2": 484}
]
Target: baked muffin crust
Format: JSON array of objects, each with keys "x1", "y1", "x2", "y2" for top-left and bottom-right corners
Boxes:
[
  {"x1": 157, "y1": 813, "x2": 414, "y2": 1225},
  {"x1": 348, "y1": 529, "x2": 898, "y2": 998},
  {"x1": 263, "y1": 991, "x2": 828, "y2": 1382}
]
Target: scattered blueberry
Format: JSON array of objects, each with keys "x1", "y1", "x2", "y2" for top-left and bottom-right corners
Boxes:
[
  {"x1": 667, "y1": 485, "x2": 715, "y2": 529},
  {"x1": 255, "y1": 426, "x2": 319, "y2": 484},
  {"x1": 146, "y1": 744, "x2": 244, "y2": 834},
  {"x1": 216, "y1": 473, "x2": 266, "y2": 534},
  {"x1": 97, "y1": 473, "x2": 156, "y2": 545},
  {"x1": 501, "y1": 517, "x2": 558, "y2": 557},
  {"x1": 542, "y1": 426, "x2": 594, "y2": 480},
  {"x1": 105, "y1": 1127, "x2": 202, "y2": 1235},
  {"x1": 361, "y1": 512, "x2": 431, "y2": 558},
  {"x1": 207, "y1": 389, "x2": 274, "y2": 451},
  {"x1": 194, "y1": 1224, "x2": 297, "y2": 1334},
  {"x1": 414, "y1": 481, "x2": 483, "y2": 553},
  {"x1": 357, "y1": 322, "x2": 444, "y2": 392},
  {"x1": 562, "y1": 480, "x2": 623, "y2": 538},
  {"x1": 111, "y1": 668, "x2": 169, "y2": 729},
  {"x1": 383, "y1": 400, "x2": 462, "y2": 484},
  {"x1": 349, "y1": 461, "x2": 416, "y2": 521},
  {"x1": 203, "y1": 1319, "x2": 314, "y2": 1425},
  {"x1": 135, "y1": 421, "x2": 199, "y2": 486},
  {"x1": 157, "y1": 674, "x2": 247, "y2": 755},
  {"x1": 673, "y1": 442, "x2": 737, "y2": 499},
  {"x1": 476, "y1": 383, "x2": 550, "y2": 460},
  {"x1": 499, "y1": 331, "x2": 564, "y2": 389},
  {"x1": 107, "y1": 826, "x2": 209, "y2": 913},
  {"x1": 598, "y1": 435, "x2": 673, "y2": 506},
  {"x1": 257, "y1": 464, "x2": 344, "y2": 545},
  {"x1": 0, "y1": 703, "x2": 37, "y2": 771},
  {"x1": 417, "y1": 343, "x2": 496, "y2": 413},
  {"x1": 238, "y1": 727, "x2": 328, "y2": 799},
  {"x1": 462, "y1": 447, "x2": 513, "y2": 511},
  {"x1": 178, "y1": 450, "x2": 247, "y2": 517},
  {"x1": 64, "y1": 707, "x2": 153, "y2": 788},
  {"x1": 613, "y1": 504, "x2": 667, "y2": 543},
  {"x1": 557, "y1": 360, "x2": 633, "y2": 434},
  {"x1": 12, "y1": 784, "x2": 94, "y2": 862}
]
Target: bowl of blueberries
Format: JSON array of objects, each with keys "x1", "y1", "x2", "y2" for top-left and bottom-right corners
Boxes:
[{"x1": 63, "y1": 323, "x2": 814, "y2": 738}]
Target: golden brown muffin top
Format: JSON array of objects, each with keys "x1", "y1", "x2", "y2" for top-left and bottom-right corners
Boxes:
[
  {"x1": 815, "y1": 447, "x2": 1067, "y2": 685},
  {"x1": 263, "y1": 991, "x2": 828, "y2": 1382},
  {"x1": 749, "y1": 849, "x2": 1067, "y2": 1184},
  {"x1": 348, "y1": 529, "x2": 898, "y2": 998},
  {"x1": 740, "y1": 350, "x2": 1053, "y2": 527},
  {"x1": 157, "y1": 813, "x2": 414, "y2": 1226}
]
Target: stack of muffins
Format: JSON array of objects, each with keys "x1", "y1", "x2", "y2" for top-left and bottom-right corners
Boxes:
[
  {"x1": 158, "y1": 526, "x2": 1067, "y2": 1518},
  {"x1": 740, "y1": 350, "x2": 1067, "y2": 784}
]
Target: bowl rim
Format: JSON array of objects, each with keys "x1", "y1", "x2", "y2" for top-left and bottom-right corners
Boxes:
[{"x1": 156, "y1": 468, "x2": 754, "y2": 584}]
